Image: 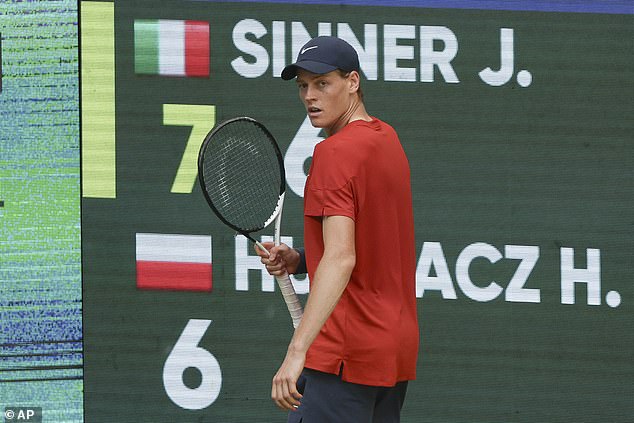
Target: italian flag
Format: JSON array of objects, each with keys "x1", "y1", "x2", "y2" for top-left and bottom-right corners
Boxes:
[
  {"x1": 134, "y1": 19, "x2": 209, "y2": 77},
  {"x1": 136, "y1": 233, "x2": 212, "y2": 292}
]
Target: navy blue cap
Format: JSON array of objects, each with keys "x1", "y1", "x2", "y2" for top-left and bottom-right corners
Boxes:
[{"x1": 281, "y1": 36, "x2": 360, "y2": 80}]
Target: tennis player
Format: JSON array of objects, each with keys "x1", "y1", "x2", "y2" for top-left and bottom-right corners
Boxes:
[{"x1": 256, "y1": 36, "x2": 419, "y2": 422}]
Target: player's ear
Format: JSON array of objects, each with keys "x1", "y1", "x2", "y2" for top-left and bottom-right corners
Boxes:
[{"x1": 348, "y1": 71, "x2": 361, "y2": 94}]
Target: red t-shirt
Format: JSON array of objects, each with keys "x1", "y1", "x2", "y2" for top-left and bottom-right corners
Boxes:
[{"x1": 303, "y1": 117, "x2": 419, "y2": 387}]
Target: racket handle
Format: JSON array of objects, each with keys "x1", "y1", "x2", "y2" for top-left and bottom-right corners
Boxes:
[
  {"x1": 275, "y1": 273, "x2": 303, "y2": 329},
  {"x1": 254, "y1": 240, "x2": 303, "y2": 328}
]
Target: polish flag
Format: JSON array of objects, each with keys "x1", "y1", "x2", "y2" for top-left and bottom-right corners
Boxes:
[
  {"x1": 136, "y1": 233, "x2": 212, "y2": 292},
  {"x1": 134, "y1": 19, "x2": 209, "y2": 77}
]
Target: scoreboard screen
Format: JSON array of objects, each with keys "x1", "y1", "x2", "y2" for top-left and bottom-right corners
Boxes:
[{"x1": 1, "y1": 1, "x2": 632, "y2": 422}]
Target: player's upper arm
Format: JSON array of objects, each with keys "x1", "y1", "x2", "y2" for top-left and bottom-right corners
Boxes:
[{"x1": 322, "y1": 215, "x2": 356, "y2": 270}]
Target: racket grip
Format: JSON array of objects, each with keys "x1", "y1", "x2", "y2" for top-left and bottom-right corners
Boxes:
[{"x1": 275, "y1": 273, "x2": 303, "y2": 328}]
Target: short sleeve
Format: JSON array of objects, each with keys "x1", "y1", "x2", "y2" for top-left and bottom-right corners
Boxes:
[
  {"x1": 304, "y1": 142, "x2": 356, "y2": 219},
  {"x1": 305, "y1": 179, "x2": 355, "y2": 219}
]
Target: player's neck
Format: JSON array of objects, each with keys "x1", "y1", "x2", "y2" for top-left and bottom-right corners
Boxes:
[{"x1": 326, "y1": 99, "x2": 371, "y2": 136}]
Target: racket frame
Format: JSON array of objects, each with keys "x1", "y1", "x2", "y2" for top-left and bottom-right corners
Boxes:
[
  {"x1": 197, "y1": 117, "x2": 303, "y2": 328},
  {"x1": 198, "y1": 116, "x2": 286, "y2": 239}
]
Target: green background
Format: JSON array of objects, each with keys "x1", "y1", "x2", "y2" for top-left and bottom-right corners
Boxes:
[{"x1": 80, "y1": 1, "x2": 631, "y2": 422}]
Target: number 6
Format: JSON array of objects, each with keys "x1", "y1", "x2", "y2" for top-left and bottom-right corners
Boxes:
[{"x1": 163, "y1": 319, "x2": 222, "y2": 410}]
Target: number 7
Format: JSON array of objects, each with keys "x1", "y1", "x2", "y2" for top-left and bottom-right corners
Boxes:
[{"x1": 163, "y1": 104, "x2": 216, "y2": 193}]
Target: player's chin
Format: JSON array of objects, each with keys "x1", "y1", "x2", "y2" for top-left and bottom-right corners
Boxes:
[{"x1": 306, "y1": 113, "x2": 326, "y2": 128}]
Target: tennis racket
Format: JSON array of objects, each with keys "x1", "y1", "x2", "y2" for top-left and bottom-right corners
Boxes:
[{"x1": 197, "y1": 116, "x2": 303, "y2": 328}]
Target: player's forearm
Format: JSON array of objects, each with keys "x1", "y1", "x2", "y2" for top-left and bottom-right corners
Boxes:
[{"x1": 288, "y1": 249, "x2": 355, "y2": 355}]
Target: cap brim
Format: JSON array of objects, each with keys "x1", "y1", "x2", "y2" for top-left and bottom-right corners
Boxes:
[{"x1": 281, "y1": 61, "x2": 339, "y2": 80}]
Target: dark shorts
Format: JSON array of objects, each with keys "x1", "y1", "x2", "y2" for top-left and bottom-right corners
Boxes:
[{"x1": 287, "y1": 368, "x2": 409, "y2": 423}]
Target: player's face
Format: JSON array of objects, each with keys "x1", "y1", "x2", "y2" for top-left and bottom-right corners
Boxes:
[{"x1": 296, "y1": 69, "x2": 358, "y2": 136}]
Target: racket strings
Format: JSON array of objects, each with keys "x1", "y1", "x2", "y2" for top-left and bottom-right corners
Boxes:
[{"x1": 201, "y1": 121, "x2": 282, "y2": 232}]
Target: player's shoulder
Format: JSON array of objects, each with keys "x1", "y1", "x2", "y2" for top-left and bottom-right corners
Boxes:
[{"x1": 316, "y1": 118, "x2": 398, "y2": 161}]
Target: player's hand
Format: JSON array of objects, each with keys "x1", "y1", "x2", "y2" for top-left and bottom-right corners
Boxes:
[
  {"x1": 254, "y1": 242, "x2": 301, "y2": 276},
  {"x1": 271, "y1": 348, "x2": 305, "y2": 411}
]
